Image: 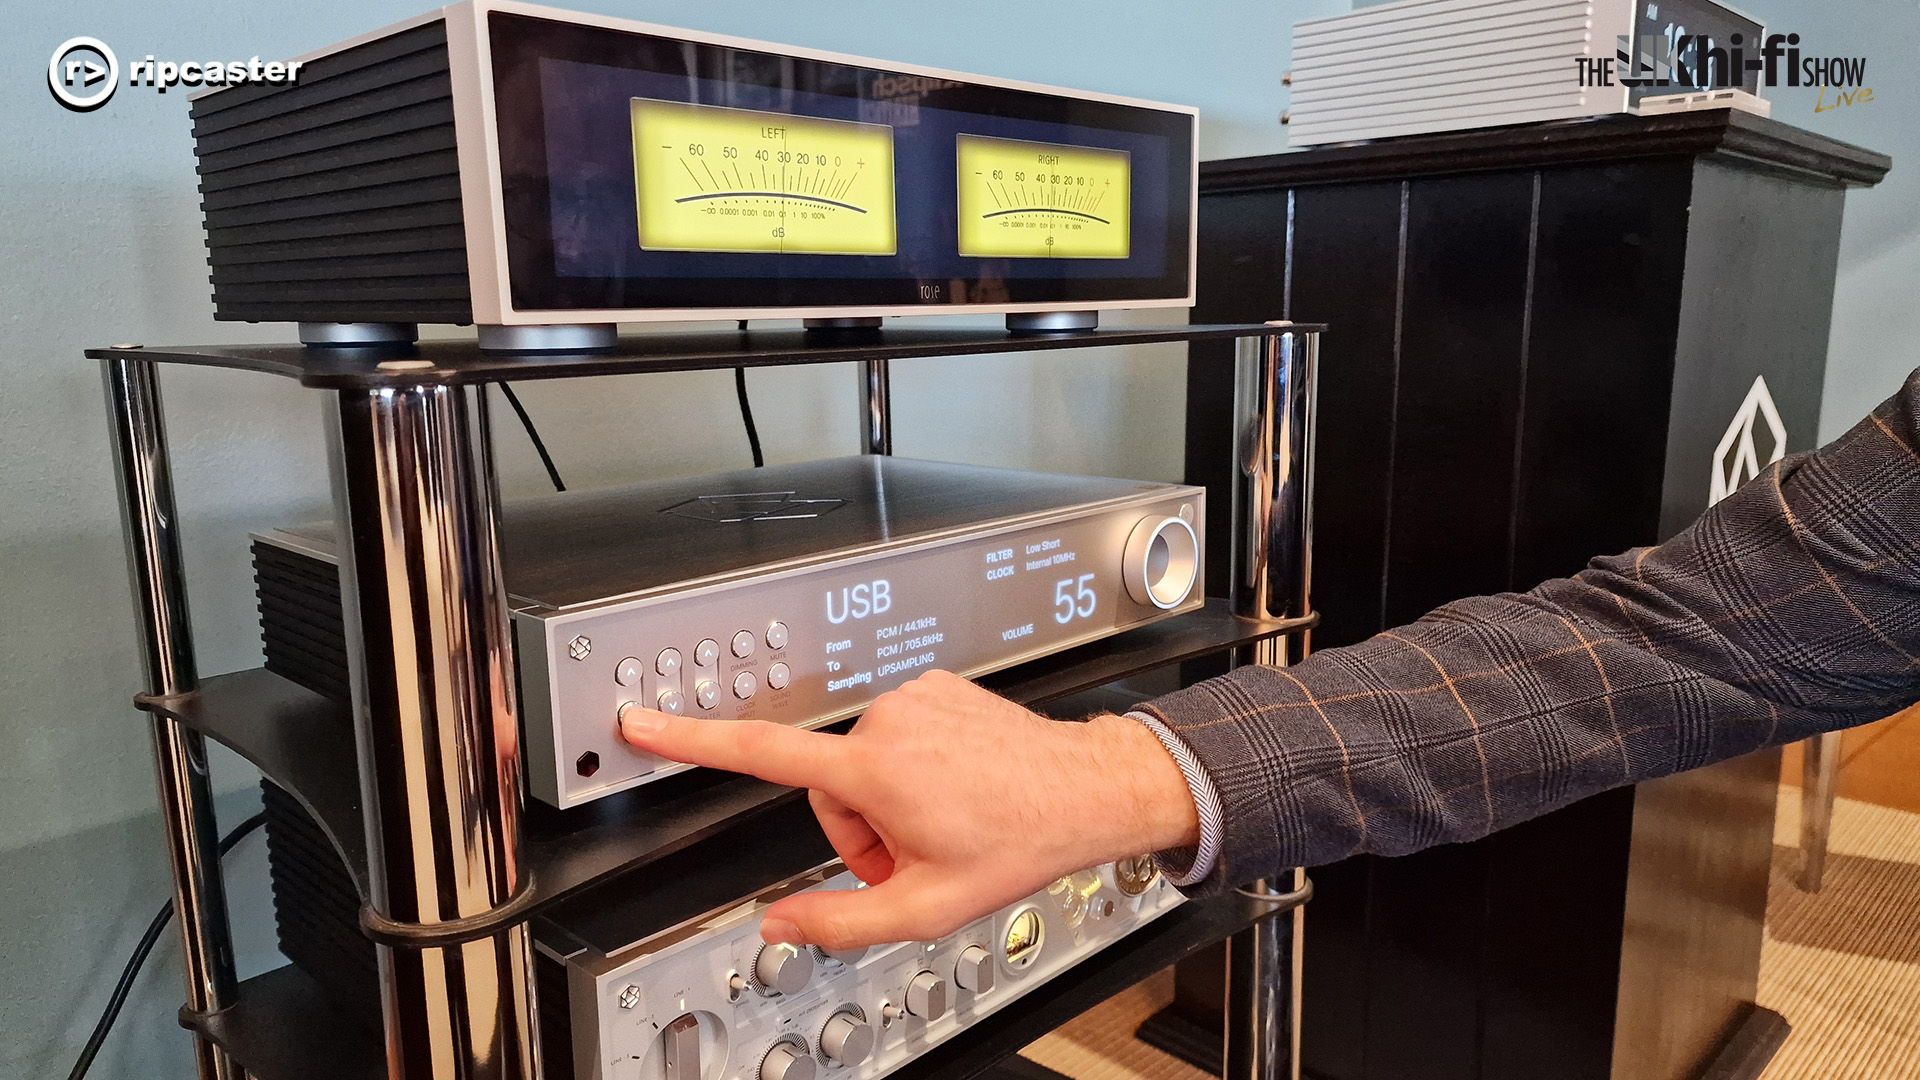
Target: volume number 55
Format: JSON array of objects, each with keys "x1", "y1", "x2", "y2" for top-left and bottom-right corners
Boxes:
[{"x1": 1054, "y1": 573, "x2": 1097, "y2": 624}]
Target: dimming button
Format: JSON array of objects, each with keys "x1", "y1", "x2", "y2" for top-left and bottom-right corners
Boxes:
[
  {"x1": 766, "y1": 621, "x2": 789, "y2": 650},
  {"x1": 767, "y1": 662, "x2": 791, "y2": 691},
  {"x1": 732, "y1": 630, "x2": 756, "y2": 659},
  {"x1": 733, "y1": 671, "x2": 758, "y2": 700}
]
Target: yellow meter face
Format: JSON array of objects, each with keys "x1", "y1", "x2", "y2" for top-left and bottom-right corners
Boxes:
[
  {"x1": 956, "y1": 136, "x2": 1130, "y2": 259},
  {"x1": 630, "y1": 99, "x2": 897, "y2": 255}
]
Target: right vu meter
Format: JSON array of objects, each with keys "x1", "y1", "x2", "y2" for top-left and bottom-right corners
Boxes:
[{"x1": 956, "y1": 135, "x2": 1131, "y2": 259}]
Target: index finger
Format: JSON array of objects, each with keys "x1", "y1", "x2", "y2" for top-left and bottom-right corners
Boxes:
[{"x1": 620, "y1": 706, "x2": 852, "y2": 793}]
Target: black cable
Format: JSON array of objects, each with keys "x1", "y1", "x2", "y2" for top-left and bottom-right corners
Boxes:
[
  {"x1": 495, "y1": 382, "x2": 567, "y2": 492},
  {"x1": 734, "y1": 366, "x2": 765, "y2": 468},
  {"x1": 67, "y1": 812, "x2": 267, "y2": 1080}
]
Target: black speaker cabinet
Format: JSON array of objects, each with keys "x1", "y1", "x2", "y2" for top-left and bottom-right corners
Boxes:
[{"x1": 1167, "y1": 111, "x2": 1888, "y2": 1080}]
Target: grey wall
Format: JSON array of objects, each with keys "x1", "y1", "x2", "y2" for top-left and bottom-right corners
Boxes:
[{"x1": 0, "y1": 0, "x2": 1909, "y2": 1077}]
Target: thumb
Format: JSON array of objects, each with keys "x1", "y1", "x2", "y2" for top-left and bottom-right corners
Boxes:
[{"x1": 761, "y1": 867, "x2": 963, "y2": 951}]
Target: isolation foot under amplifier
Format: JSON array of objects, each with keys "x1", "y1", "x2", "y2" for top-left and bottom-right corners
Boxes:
[{"x1": 254, "y1": 456, "x2": 1204, "y2": 807}]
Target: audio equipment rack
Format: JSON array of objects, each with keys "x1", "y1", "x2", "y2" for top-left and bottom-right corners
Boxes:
[{"x1": 93, "y1": 321, "x2": 1320, "y2": 1080}]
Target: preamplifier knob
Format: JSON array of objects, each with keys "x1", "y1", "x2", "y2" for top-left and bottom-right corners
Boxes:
[
  {"x1": 953, "y1": 945, "x2": 994, "y2": 994},
  {"x1": 752, "y1": 943, "x2": 813, "y2": 996},
  {"x1": 820, "y1": 1010, "x2": 875, "y2": 1067},
  {"x1": 905, "y1": 971, "x2": 947, "y2": 1020},
  {"x1": 662, "y1": 1014, "x2": 701, "y2": 1080},
  {"x1": 811, "y1": 944, "x2": 867, "y2": 966},
  {"x1": 761, "y1": 1041, "x2": 814, "y2": 1080},
  {"x1": 1122, "y1": 515, "x2": 1200, "y2": 610}
]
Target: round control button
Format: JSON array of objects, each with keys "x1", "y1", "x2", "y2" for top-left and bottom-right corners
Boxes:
[
  {"x1": 766, "y1": 621, "x2": 790, "y2": 650},
  {"x1": 753, "y1": 943, "x2": 813, "y2": 996},
  {"x1": 762, "y1": 1042, "x2": 814, "y2": 1080},
  {"x1": 732, "y1": 630, "x2": 756, "y2": 659},
  {"x1": 657, "y1": 689, "x2": 685, "y2": 715},
  {"x1": 767, "y1": 662, "x2": 791, "y2": 691},
  {"x1": 695, "y1": 680, "x2": 720, "y2": 711},
  {"x1": 733, "y1": 671, "x2": 758, "y2": 700},
  {"x1": 820, "y1": 1012, "x2": 875, "y2": 1067},
  {"x1": 656, "y1": 648, "x2": 682, "y2": 677},
  {"x1": 905, "y1": 971, "x2": 948, "y2": 1020},
  {"x1": 615, "y1": 656, "x2": 645, "y2": 687},
  {"x1": 694, "y1": 638, "x2": 721, "y2": 667}
]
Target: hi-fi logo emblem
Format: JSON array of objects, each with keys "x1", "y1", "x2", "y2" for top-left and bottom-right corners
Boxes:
[
  {"x1": 1709, "y1": 376, "x2": 1787, "y2": 505},
  {"x1": 48, "y1": 37, "x2": 118, "y2": 111}
]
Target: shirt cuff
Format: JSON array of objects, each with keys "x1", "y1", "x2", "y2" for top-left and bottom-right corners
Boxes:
[{"x1": 1124, "y1": 711, "x2": 1224, "y2": 887}]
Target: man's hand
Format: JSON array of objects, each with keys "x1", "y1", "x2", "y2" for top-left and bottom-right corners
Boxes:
[{"x1": 619, "y1": 669, "x2": 1199, "y2": 950}]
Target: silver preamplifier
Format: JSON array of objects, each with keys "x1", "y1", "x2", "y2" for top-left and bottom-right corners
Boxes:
[
  {"x1": 253, "y1": 456, "x2": 1204, "y2": 808},
  {"x1": 537, "y1": 855, "x2": 1182, "y2": 1080}
]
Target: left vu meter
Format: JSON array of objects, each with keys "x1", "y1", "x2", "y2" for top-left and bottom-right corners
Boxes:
[{"x1": 630, "y1": 99, "x2": 898, "y2": 255}]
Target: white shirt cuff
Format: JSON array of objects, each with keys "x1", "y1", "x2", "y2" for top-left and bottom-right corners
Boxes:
[{"x1": 1124, "y1": 711, "x2": 1224, "y2": 887}]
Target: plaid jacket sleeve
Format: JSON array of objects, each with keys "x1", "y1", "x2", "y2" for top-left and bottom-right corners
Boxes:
[{"x1": 1135, "y1": 370, "x2": 1920, "y2": 896}]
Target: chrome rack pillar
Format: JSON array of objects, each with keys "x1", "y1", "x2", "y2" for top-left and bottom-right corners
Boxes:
[
  {"x1": 1798, "y1": 729, "x2": 1845, "y2": 891},
  {"x1": 327, "y1": 384, "x2": 538, "y2": 1080},
  {"x1": 859, "y1": 359, "x2": 892, "y2": 455},
  {"x1": 1223, "y1": 327, "x2": 1319, "y2": 1080},
  {"x1": 101, "y1": 358, "x2": 244, "y2": 1080}
]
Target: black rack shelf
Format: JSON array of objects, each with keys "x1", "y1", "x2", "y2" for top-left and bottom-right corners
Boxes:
[
  {"x1": 101, "y1": 315, "x2": 1321, "y2": 1080},
  {"x1": 193, "y1": 890, "x2": 1287, "y2": 1080},
  {"x1": 144, "y1": 599, "x2": 1298, "y2": 922},
  {"x1": 84, "y1": 323, "x2": 1321, "y2": 388}
]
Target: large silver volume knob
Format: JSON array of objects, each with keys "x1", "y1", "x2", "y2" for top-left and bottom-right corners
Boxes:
[
  {"x1": 753, "y1": 943, "x2": 814, "y2": 996},
  {"x1": 905, "y1": 971, "x2": 948, "y2": 1020},
  {"x1": 820, "y1": 1010, "x2": 875, "y2": 1067},
  {"x1": 1122, "y1": 515, "x2": 1200, "y2": 609},
  {"x1": 761, "y1": 1042, "x2": 815, "y2": 1080},
  {"x1": 953, "y1": 945, "x2": 994, "y2": 994}
]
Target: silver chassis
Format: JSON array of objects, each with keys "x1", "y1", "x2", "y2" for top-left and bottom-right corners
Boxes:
[{"x1": 101, "y1": 326, "x2": 1317, "y2": 1080}]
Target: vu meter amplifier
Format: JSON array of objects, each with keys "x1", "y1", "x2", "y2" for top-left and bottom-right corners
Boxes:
[
  {"x1": 536, "y1": 854, "x2": 1182, "y2": 1080},
  {"x1": 253, "y1": 456, "x2": 1204, "y2": 808},
  {"x1": 189, "y1": 0, "x2": 1196, "y2": 336}
]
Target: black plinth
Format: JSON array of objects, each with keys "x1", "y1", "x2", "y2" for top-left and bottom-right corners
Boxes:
[{"x1": 1179, "y1": 110, "x2": 1887, "y2": 1080}]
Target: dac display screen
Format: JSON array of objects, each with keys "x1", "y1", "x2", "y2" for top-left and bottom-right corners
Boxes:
[{"x1": 487, "y1": 12, "x2": 1193, "y2": 313}]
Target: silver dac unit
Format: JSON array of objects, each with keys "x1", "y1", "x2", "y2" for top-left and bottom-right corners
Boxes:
[
  {"x1": 253, "y1": 456, "x2": 1203, "y2": 808},
  {"x1": 538, "y1": 855, "x2": 1182, "y2": 1080}
]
